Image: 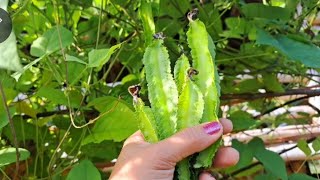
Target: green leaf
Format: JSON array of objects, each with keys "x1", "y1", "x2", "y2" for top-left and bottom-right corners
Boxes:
[
  {"x1": 254, "y1": 173, "x2": 277, "y2": 180},
  {"x1": 2, "y1": 117, "x2": 42, "y2": 142},
  {"x1": 262, "y1": 73, "x2": 284, "y2": 93},
  {"x1": 229, "y1": 111, "x2": 257, "y2": 131},
  {"x1": 289, "y1": 173, "x2": 317, "y2": 180},
  {"x1": 37, "y1": 87, "x2": 82, "y2": 108},
  {"x1": 88, "y1": 44, "x2": 121, "y2": 70},
  {"x1": 81, "y1": 141, "x2": 121, "y2": 161},
  {"x1": 82, "y1": 96, "x2": 138, "y2": 144},
  {"x1": 139, "y1": 0, "x2": 156, "y2": 45},
  {"x1": 235, "y1": 79, "x2": 263, "y2": 93},
  {"x1": 228, "y1": 139, "x2": 254, "y2": 171},
  {"x1": 0, "y1": 1, "x2": 22, "y2": 72},
  {"x1": 254, "y1": 149, "x2": 287, "y2": 180},
  {"x1": 0, "y1": 32, "x2": 22, "y2": 71},
  {"x1": 297, "y1": 139, "x2": 312, "y2": 156},
  {"x1": 242, "y1": 3, "x2": 291, "y2": 20},
  {"x1": 70, "y1": 0, "x2": 92, "y2": 7},
  {"x1": 67, "y1": 159, "x2": 101, "y2": 180},
  {"x1": 66, "y1": 55, "x2": 88, "y2": 65},
  {"x1": 61, "y1": 61, "x2": 86, "y2": 85},
  {"x1": 30, "y1": 26, "x2": 73, "y2": 57},
  {"x1": 312, "y1": 137, "x2": 320, "y2": 152},
  {"x1": 222, "y1": 18, "x2": 255, "y2": 39},
  {"x1": 248, "y1": 137, "x2": 266, "y2": 152},
  {"x1": 256, "y1": 29, "x2": 320, "y2": 68},
  {"x1": 0, "y1": 148, "x2": 30, "y2": 167},
  {"x1": 16, "y1": 101, "x2": 37, "y2": 118}
]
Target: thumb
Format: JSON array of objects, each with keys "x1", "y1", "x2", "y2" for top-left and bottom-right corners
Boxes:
[
  {"x1": 123, "y1": 130, "x2": 147, "y2": 147},
  {"x1": 153, "y1": 121, "x2": 222, "y2": 163}
]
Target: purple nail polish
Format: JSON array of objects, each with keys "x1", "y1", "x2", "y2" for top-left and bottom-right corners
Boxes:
[{"x1": 203, "y1": 122, "x2": 221, "y2": 135}]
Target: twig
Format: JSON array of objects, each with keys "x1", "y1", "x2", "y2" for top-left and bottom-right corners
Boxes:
[
  {"x1": 254, "y1": 95, "x2": 310, "y2": 119},
  {"x1": 307, "y1": 102, "x2": 320, "y2": 114},
  {"x1": 221, "y1": 89, "x2": 320, "y2": 101},
  {"x1": 0, "y1": 81, "x2": 20, "y2": 179}
]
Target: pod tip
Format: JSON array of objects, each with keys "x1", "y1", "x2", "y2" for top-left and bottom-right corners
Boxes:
[
  {"x1": 187, "y1": 8, "x2": 199, "y2": 21},
  {"x1": 153, "y1": 32, "x2": 165, "y2": 40}
]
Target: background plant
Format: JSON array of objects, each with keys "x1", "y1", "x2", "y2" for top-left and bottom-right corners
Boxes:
[{"x1": 0, "y1": 0, "x2": 320, "y2": 179}]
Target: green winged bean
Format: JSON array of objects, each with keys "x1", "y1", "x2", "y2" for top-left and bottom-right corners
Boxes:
[
  {"x1": 129, "y1": 85, "x2": 158, "y2": 143},
  {"x1": 142, "y1": 36, "x2": 179, "y2": 139},
  {"x1": 176, "y1": 67, "x2": 204, "y2": 179},
  {"x1": 186, "y1": 9, "x2": 221, "y2": 168},
  {"x1": 174, "y1": 54, "x2": 191, "y2": 94}
]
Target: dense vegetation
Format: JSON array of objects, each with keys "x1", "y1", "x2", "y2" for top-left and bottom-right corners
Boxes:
[{"x1": 0, "y1": 0, "x2": 320, "y2": 179}]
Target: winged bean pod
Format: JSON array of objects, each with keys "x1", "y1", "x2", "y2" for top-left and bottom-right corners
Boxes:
[
  {"x1": 142, "y1": 38, "x2": 179, "y2": 139},
  {"x1": 176, "y1": 68, "x2": 204, "y2": 179},
  {"x1": 186, "y1": 10, "x2": 221, "y2": 168},
  {"x1": 174, "y1": 54, "x2": 191, "y2": 94},
  {"x1": 129, "y1": 85, "x2": 158, "y2": 143}
]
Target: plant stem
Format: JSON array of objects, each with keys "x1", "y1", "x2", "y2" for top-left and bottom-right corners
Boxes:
[{"x1": 0, "y1": 81, "x2": 20, "y2": 179}]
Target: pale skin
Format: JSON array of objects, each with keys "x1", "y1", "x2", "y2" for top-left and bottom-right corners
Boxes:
[{"x1": 110, "y1": 118, "x2": 239, "y2": 180}]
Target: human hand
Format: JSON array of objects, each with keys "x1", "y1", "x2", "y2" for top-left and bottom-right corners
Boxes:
[{"x1": 109, "y1": 118, "x2": 239, "y2": 180}]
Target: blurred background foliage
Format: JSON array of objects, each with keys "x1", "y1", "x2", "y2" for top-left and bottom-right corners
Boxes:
[{"x1": 0, "y1": 0, "x2": 320, "y2": 179}]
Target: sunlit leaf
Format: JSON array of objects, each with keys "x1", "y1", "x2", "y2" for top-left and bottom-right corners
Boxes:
[
  {"x1": 88, "y1": 44, "x2": 122, "y2": 70},
  {"x1": 312, "y1": 137, "x2": 320, "y2": 152},
  {"x1": 297, "y1": 139, "x2": 312, "y2": 156},
  {"x1": 0, "y1": 32, "x2": 22, "y2": 71},
  {"x1": 30, "y1": 26, "x2": 73, "y2": 57},
  {"x1": 82, "y1": 96, "x2": 138, "y2": 144}
]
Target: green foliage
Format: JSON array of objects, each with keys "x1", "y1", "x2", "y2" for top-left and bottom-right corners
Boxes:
[
  {"x1": 312, "y1": 137, "x2": 320, "y2": 152},
  {"x1": 230, "y1": 138, "x2": 287, "y2": 180},
  {"x1": 229, "y1": 111, "x2": 257, "y2": 131},
  {"x1": 67, "y1": 159, "x2": 101, "y2": 180},
  {"x1": 82, "y1": 96, "x2": 138, "y2": 144},
  {"x1": 0, "y1": 1, "x2": 22, "y2": 72},
  {"x1": 0, "y1": 148, "x2": 30, "y2": 167},
  {"x1": 297, "y1": 139, "x2": 312, "y2": 156},
  {"x1": 241, "y1": 3, "x2": 291, "y2": 20},
  {"x1": 88, "y1": 44, "x2": 122, "y2": 70},
  {"x1": 0, "y1": 0, "x2": 318, "y2": 179},
  {"x1": 256, "y1": 29, "x2": 320, "y2": 68},
  {"x1": 30, "y1": 26, "x2": 73, "y2": 57},
  {"x1": 289, "y1": 173, "x2": 318, "y2": 180}
]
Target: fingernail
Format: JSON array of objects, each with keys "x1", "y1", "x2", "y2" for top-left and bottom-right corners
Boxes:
[{"x1": 203, "y1": 122, "x2": 221, "y2": 135}]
